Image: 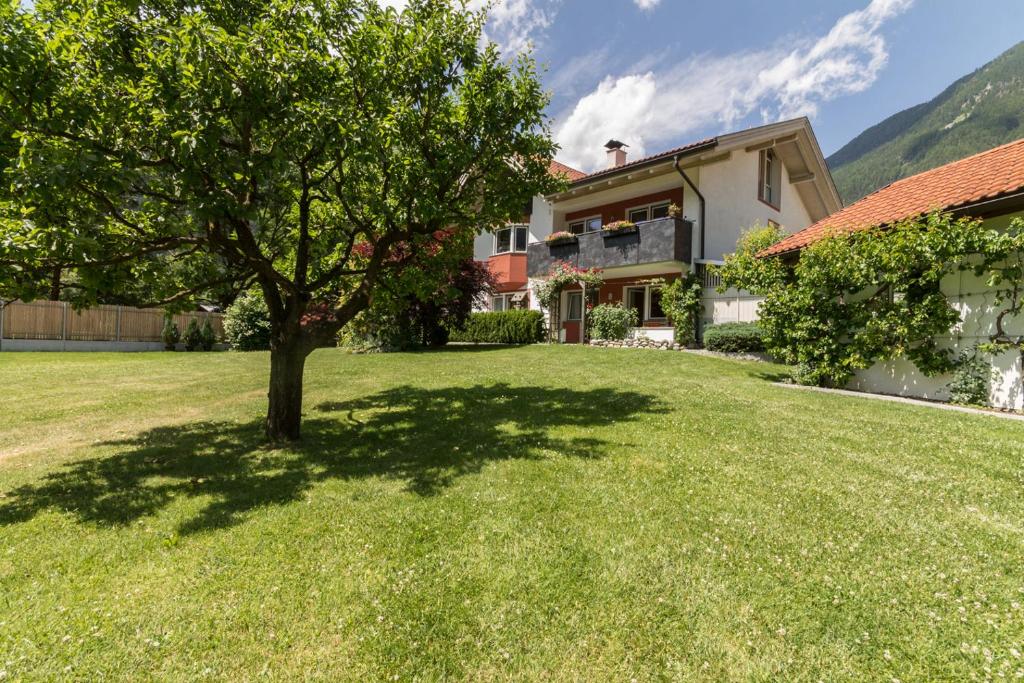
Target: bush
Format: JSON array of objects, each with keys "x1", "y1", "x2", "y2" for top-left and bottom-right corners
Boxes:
[
  {"x1": 703, "y1": 322, "x2": 765, "y2": 353},
  {"x1": 448, "y1": 310, "x2": 544, "y2": 344},
  {"x1": 182, "y1": 319, "x2": 202, "y2": 351},
  {"x1": 948, "y1": 353, "x2": 991, "y2": 406},
  {"x1": 587, "y1": 303, "x2": 637, "y2": 340},
  {"x1": 161, "y1": 315, "x2": 180, "y2": 351},
  {"x1": 200, "y1": 319, "x2": 216, "y2": 351},
  {"x1": 224, "y1": 292, "x2": 272, "y2": 351}
]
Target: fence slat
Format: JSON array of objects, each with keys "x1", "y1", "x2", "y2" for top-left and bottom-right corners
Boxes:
[{"x1": 0, "y1": 300, "x2": 223, "y2": 344}]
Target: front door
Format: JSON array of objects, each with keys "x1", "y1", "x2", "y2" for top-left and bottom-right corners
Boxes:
[{"x1": 562, "y1": 291, "x2": 583, "y2": 343}]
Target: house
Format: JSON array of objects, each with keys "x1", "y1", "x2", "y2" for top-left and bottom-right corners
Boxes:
[
  {"x1": 472, "y1": 117, "x2": 841, "y2": 343},
  {"x1": 471, "y1": 161, "x2": 585, "y2": 313},
  {"x1": 761, "y1": 137, "x2": 1024, "y2": 410}
]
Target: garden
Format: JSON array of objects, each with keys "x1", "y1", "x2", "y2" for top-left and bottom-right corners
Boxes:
[{"x1": 2, "y1": 346, "x2": 1023, "y2": 679}]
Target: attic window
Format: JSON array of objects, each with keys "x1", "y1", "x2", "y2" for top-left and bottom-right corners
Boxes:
[{"x1": 758, "y1": 149, "x2": 782, "y2": 210}]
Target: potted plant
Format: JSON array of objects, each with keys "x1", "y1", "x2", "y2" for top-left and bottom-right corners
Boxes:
[
  {"x1": 602, "y1": 220, "x2": 638, "y2": 236},
  {"x1": 545, "y1": 230, "x2": 578, "y2": 246}
]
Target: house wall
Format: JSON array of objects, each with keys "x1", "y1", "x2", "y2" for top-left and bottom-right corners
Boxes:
[
  {"x1": 847, "y1": 211, "x2": 1024, "y2": 410},
  {"x1": 699, "y1": 149, "x2": 813, "y2": 261},
  {"x1": 565, "y1": 188, "x2": 685, "y2": 226}
]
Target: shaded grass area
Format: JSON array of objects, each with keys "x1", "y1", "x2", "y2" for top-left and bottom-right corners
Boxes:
[{"x1": 1, "y1": 346, "x2": 1023, "y2": 680}]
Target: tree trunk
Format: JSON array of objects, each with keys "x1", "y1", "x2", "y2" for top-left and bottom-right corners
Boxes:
[
  {"x1": 48, "y1": 265, "x2": 61, "y2": 301},
  {"x1": 266, "y1": 332, "x2": 308, "y2": 442}
]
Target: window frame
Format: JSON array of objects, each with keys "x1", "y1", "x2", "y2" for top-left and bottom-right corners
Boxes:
[
  {"x1": 565, "y1": 291, "x2": 583, "y2": 321},
  {"x1": 626, "y1": 200, "x2": 672, "y2": 224},
  {"x1": 621, "y1": 284, "x2": 668, "y2": 324},
  {"x1": 493, "y1": 225, "x2": 530, "y2": 255},
  {"x1": 567, "y1": 214, "x2": 602, "y2": 235},
  {"x1": 758, "y1": 148, "x2": 781, "y2": 211}
]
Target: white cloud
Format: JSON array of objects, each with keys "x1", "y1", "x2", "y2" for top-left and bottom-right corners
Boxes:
[
  {"x1": 633, "y1": 0, "x2": 662, "y2": 10},
  {"x1": 555, "y1": 0, "x2": 913, "y2": 171},
  {"x1": 376, "y1": 0, "x2": 557, "y2": 56}
]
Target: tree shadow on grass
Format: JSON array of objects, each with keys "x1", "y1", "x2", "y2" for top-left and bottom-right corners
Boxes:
[{"x1": 0, "y1": 383, "x2": 664, "y2": 535}]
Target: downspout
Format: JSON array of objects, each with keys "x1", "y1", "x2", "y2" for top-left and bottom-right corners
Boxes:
[{"x1": 673, "y1": 154, "x2": 706, "y2": 261}]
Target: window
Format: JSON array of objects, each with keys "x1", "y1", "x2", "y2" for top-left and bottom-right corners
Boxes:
[
  {"x1": 491, "y1": 293, "x2": 529, "y2": 311},
  {"x1": 624, "y1": 284, "x2": 667, "y2": 323},
  {"x1": 514, "y1": 226, "x2": 528, "y2": 251},
  {"x1": 627, "y1": 201, "x2": 672, "y2": 224},
  {"x1": 567, "y1": 216, "x2": 602, "y2": 234},
  {"x1": 626, "y1": 287, "x2": 645, "y2": 321},
  {"x1": 494, "y1": 225, "x2": 529, "y2": 254},
  {"x1": 758, "y1": 149, "x2": 781, "y2": 209},
  {"x1": 566, "y1": 292, "x2": 583, "y2": 320}
]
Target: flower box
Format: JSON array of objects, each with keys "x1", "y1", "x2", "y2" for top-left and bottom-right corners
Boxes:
[
  {"x1": 601, "y1": 220, "x2": 638, "y2": 236},
  {"x1": 545, "y1": 231, "x2": 578, "y2": 246}
]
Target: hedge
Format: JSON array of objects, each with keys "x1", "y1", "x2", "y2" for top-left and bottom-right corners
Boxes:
[
  {"x1": 448, "y1": 310, "x2": 544, "y2": 344},
  {"x1": 702, "y1": 322, "x2": 765, "y2": 353}
]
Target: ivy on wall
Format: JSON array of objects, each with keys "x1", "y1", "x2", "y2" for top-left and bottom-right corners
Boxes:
[{"x1": 716, "y1": 215, "x2": 1024, "y2": 389}]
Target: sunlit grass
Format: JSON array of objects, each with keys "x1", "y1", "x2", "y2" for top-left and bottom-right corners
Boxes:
[{"x1": 1, "y1": 346, "x2": 1022, "y2": 680}]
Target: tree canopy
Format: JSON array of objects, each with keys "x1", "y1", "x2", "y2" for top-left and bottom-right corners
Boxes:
[{"x1": 0, "y1": 0, "x2": 562, "y2": 439}]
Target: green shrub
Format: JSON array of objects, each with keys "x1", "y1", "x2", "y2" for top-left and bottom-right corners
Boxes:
[
  {"x1": 182, "y1": 319, "x2": 202, "y2": 352},
  {"x1": 224, "y1": 292, "x2": 272, "y2": 351},
  {"x1": 703, "y1": 322, "x2": 765, "y2": 353},
  {"x1": 948, "y1": 353, "x2": 991, "y2": 406},
  {"x1": 587, "y1": 303, "x2": 637, "y2": 340},
  {"x1": 200, "y1": 319, "x2": 217, "y2": 351},
  {"x1": 448, "y1": 310, "x2": 544, "y2": 344},
  {"x1": 161, "y1": 315, "x2": 180, "y2": 351}
]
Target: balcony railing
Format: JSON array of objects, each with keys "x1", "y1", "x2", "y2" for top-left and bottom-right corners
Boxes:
[{"x1": 527, "y1": 217, "x2": 693, "y2": 278}]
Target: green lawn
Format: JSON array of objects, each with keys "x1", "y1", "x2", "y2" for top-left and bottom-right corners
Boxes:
[{"x1": 1, "y1": 346, "x2": 1023, "y2": 680}]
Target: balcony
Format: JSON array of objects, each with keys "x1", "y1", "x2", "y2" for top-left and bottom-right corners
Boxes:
[
  {"x1": 527, "y1": 217, "x2": 693, "y2": 278},
  {"x1": 486, "y1": 252, "x2": 528, "y2": 292}
]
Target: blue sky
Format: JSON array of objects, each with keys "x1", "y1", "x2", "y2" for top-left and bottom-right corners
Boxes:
[{"x1": 383, "y1": 0, "x2": 1024, "y2": 172}]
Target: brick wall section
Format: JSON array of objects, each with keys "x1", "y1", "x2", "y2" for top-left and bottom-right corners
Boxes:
[{"x1": 565, "y1": 188, "x2": 684, "y2": 225}]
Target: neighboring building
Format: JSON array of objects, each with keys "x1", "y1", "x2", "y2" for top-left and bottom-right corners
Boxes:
[
  {"x1": 473, "y1": 162, "x2": 586, "y2": 313},
  {"x1": 509, "y1": 118, "x2": 840, "y2": 343},
  {"x1": 762, "y1": 138, "x2": 1024, "y2": 410}
]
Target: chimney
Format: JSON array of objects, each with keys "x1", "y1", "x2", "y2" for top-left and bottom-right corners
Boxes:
[{"x1": 605, "y1": 139, "x2": 628, "y2": 169}]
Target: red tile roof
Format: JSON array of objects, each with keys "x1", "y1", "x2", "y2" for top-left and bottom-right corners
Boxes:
[
  {"x1": 761, "y1": 137, "x2": 1024, "y2": 257},
  {"x1": 548, "y1": 159, "x2": 586, "y2": 182}
]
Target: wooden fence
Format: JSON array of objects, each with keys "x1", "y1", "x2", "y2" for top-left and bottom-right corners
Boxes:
[{"x1": 0, "y1": 300, "x2": 224, "y2": 343}]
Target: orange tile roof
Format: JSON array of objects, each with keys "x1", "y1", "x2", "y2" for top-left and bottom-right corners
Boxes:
[
  {"x1": 548, "y1": 159, "x2": 586, "y2": 182},
  {"x1": 761, "y1": 137, "x2": 1024, "y2": 257}
]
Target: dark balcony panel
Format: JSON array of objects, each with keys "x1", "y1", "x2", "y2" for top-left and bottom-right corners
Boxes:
[{"x1": 527, "y1": 218, "x2": 692, "y2": 278}]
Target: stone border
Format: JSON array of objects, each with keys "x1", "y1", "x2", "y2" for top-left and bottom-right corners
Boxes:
[{"x1": 775, "y1": 382, "x2": 1024, "y2": 422}]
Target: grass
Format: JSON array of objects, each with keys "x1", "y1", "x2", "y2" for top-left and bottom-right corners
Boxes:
[{"x1": 1, "y1": 346, "x2": 1023, "y2": 680}]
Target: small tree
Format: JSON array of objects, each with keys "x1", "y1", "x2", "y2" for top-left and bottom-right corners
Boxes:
[
  {"x1": 223, "y1": 292, "x2": 273, "y2": 352},
  {"x1": 658, "y1": 274, "x2": 703, "y2": 347},
  {"x1": 0, "y1": 0, "x2": 559, "y2": 439},
  {"x1": 161, "y1": 316, "x2": 180, "y2": 351},
  {"x1": 587, "y1": 303, "x2": 637, "y2": 341},
  {"x1": 183, "y1": 319, "x2": 203, "y2": 352},
  {"x1": 200, "y1": 319, "x2": 217, "y2": 352}
]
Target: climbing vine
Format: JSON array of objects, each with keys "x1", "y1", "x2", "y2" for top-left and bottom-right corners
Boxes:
[
  {"x1": 658, "y1": 274, "x2": 703, "y2": 348},
  {"x1": 718, "y1": 214, "x2": 1023, "y2": 388}
]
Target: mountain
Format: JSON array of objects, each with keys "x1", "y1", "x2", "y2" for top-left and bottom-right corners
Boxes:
[{"x1": 828, "y1": 41, "x2": 1024, "y2": 204}]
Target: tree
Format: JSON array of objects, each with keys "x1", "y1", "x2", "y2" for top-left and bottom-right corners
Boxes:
[{"x1": 0, "y1": 0, "x2": 560, "y2": 440}]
